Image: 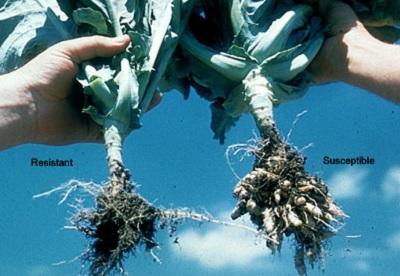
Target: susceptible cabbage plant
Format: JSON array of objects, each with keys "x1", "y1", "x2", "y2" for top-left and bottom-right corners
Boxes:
[
  {"x1": 1, "y1": 0, "x2": 399, "y2": 275},
  {"x1": 173, "y1": 1, "x2": 345, "y2": 274},
  {"x1": 163, "y1": 0, "x2": 399, "y2": 274}
]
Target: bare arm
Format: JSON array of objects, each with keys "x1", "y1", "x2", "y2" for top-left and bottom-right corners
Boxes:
[
  {"x1": 0, "y1": 71, "x2": 35, "y2": 149},
  {"x1": 0, "y1": 35, "x2": 130, "y2": 150},
  {"x1": 307, "y1": 0, "x2": 400, "y2": 103},
  {"x1": 339, "y1": 30, "x2": 400, "y2": 103}
]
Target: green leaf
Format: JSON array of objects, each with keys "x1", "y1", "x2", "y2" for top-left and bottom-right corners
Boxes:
[
  {"x1": 247, "y1": 5, "x2": 314, "y2": 62},
  {"x1": 260, "y1": 33, "x2": 324, "y2": 83},
  {"x1": 210, "y1": 101, "x2": 239, "y2": 144},
  {"x1": 138, "y1": 0, "x2": 195, "y2": 112},
  {"x1": 181, "y1": 2, "x2": 327, "y2": 141},
  {"x1": 186, "y1": 53, "x2": 236, "y2": 100},
  {"x1": 78, "y1": 0, "x2": 110, "y2": 21},
  {"x1": 229, "y1": 0, "x2": 244, "y2": 35},
  {"x1": 82, "y1": 105, "x2": 104, "y2": 126},
  {"x1": 75, "y1": 0, "x2": 192, "y2": 135},
  {"x1": 72, "y1": 7, "x2": 109, "y2": 35},
  {"x1": 127, "y1": 30, "x2": 151, "y2": 63},
  {"x1": 222, "y1": 84, "x2": 250, "y2": 118},
  {"x1": 0, "y1": 0, "x2": 74, "y2": 73},
  {"x1": 181, "y1": 31, "x2": 257, "y2": 81}
]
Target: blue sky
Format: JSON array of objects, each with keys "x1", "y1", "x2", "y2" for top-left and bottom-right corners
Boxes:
[{"x1": 1, "y1": 81, "x2": 399, "y2": 276}]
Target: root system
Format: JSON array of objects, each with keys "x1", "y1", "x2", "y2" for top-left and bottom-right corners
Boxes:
[
  {"x1": 73, "y1": 161, "x2": 159, "y2": 275},
  {"x1": 36, "y1": 163, "x2": 270, "y2": 275},
  {"x1": 230, "y1": 121, "x2": 346, "y2": 275}
]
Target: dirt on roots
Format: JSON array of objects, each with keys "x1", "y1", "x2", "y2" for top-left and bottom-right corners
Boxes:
[
  {"x1": 61, "y1": 126, "x2": 344, "y2": 276},
  {"x1": 230, "y1": 123, "x2": 346, "y2": 275},
  {"x1": 73, "y1": 161, "x2": 160, "y2": 275}
]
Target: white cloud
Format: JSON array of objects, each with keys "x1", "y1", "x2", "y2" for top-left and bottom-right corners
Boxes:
[
  {"x1": 328, "y1": 168, "x2": 368, "y2": 199},
  {"x1": 338, "y1": 247, "x2": 374, "y2": 259},
  {"x1": 386, "y1": 231, "x2": 400, "y2": 251},
  {"x1": 27, "y1": 265, "x2": 52, "y2": 276},
  {"x1": 353, "y1": 260, "x2": 371, "y2": 273},
  {"x1": 382, "y1": 166, "x2": 400, "y2": 201},
  {"x1": 170, "y1": 212, "x2": 270, "y2": 269},
  {"x1": 336, "y1": 247, "x2": 378, "y2": 273}
]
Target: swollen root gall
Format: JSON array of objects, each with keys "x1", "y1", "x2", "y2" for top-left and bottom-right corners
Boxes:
[{"x1": 230, "y1": 123, "x2": 346, "y2": 276}]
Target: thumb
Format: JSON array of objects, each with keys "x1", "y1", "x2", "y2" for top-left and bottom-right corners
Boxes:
[{"x1": 57, "y1": 35, "x2": 130, "y2": 64}]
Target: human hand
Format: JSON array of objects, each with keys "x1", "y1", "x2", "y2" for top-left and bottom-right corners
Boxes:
[
  {"x1": 7, "y1": 35, "x2": 130, "y2": 146},
  {"x1": 304, "y1": 0, "x2": 400, "y2": 84},
  {"x1": 2, "y1": 35, "x2": 161, "y2": 149},
  {"x1": 302, "y1": 0, "x2": 370, "y2": 83}
]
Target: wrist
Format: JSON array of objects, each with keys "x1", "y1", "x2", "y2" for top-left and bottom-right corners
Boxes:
[
  {"x1": 338, "y1": 25, "x2": 380, "y2": 82},
  {"x1": 336, "y1": 26, "x2": 400, "y2": 103},
  {"x1": 0, "y1": 70, "x2": 37, "y2": 149}
]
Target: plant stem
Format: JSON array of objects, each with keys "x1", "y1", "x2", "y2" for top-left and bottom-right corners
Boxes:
[
  {"x1": 104, "y1": 0, "x2": 123, "y2": 36},
  {"x1": 104, "y1": 125, "x2": 128, "y2": 195},
  {"x1": 180, "y1": 32, "x2": 256, "y2": 81},
  {"x1": 104, "y1": 125, "x2": 123, "y2": 165},
  {"x1": 243, "y1": 69, "x2": 281, "y2": 143}
]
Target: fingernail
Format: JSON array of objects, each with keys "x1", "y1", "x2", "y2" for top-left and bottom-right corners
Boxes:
[{"x1": 112, "y1": 35, "x2": 129, "y2": 43}]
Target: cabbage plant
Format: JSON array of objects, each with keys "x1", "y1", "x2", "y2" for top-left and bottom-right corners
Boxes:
[
  {"x1": 0, "y1": 0, "x2": 196, "y2": 273},
  {"x1": 175, "y1": 1, "x2": 344, "y2": 274}
]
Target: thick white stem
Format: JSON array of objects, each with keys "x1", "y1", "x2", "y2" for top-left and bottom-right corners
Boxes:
[
  {"x1": 104, "y1": 0, "x2": 123, "y2": 36},
  {"x1": 104, "y1": 125, "x2": 123, "y2": 165},
  {"x1": 243, "y1": 69, "x2": 276, "y2": 136},
  {"x1": 104, "y1": 125, "x2": 132, "y2": 195}
]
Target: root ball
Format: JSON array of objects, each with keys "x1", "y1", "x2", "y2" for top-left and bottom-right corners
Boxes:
[
  {"x1": 230, "y1": 123, "x2": 345, "y2": 275},
  {"x1": 74, "y1": 162, "x2": 159, "y2": 275}
]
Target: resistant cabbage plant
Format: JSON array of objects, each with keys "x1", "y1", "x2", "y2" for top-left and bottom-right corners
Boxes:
[
  {"x1": 1, "y1": 0, "x2": 196, "y2": 273},
  {"x1": 0, "y1": 0, "x2": 398, "y2": 275}
]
